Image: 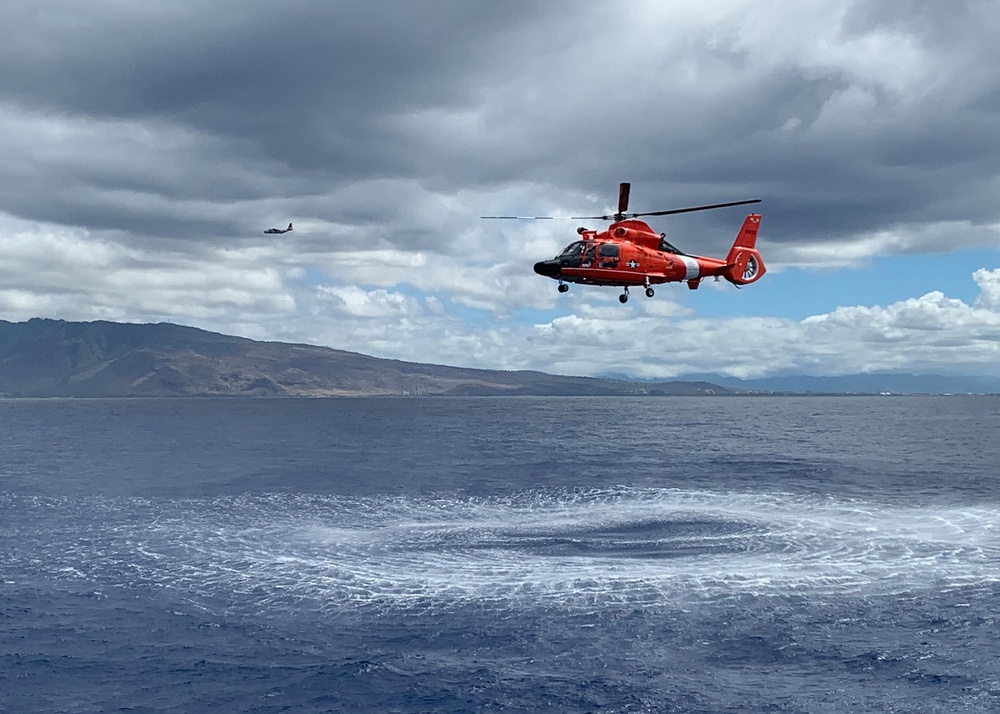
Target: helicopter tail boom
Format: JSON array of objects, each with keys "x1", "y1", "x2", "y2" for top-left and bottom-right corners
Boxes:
[{"x1": 724, "y1": 214, "x2": 765, "y2": 285}]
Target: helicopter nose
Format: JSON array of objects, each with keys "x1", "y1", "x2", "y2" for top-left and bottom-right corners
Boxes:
[{"x1": 533, "y1": 259, "x2": 562, "y2": 277}]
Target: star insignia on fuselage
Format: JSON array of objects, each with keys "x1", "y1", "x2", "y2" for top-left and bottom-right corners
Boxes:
[{"x1": 626, "y1": 260, "x2": 640, "y2": 269}]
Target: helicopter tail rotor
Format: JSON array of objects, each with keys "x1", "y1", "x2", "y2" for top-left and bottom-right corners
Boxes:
[{"x1": 724, "y1": 214, "x2": 766, "y2": 285}]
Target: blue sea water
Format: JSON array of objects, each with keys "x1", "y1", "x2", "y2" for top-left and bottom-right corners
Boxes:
[{"x1": 1, "y1": 396, "x2": 999, "y2": 713}]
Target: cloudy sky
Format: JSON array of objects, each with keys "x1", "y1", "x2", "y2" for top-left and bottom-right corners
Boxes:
[{"x1": 2, "y1": 0, "x2": 999, "y2": 379}]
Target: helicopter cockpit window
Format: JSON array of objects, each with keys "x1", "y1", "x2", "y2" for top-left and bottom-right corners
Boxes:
[
  {"x1": 657, "y1": 235, "x2": 683, "y2": 254},
  {"x1": 558, "y1": 241, "x2": 585, "y2": 259}
]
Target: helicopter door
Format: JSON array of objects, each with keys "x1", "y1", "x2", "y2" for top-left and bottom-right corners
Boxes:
[
  {"x1": 598, "y1": 243, "x2": 619, "y2": 268},
  {"x1": 580, "y1": 242, "x2": 597, "y2": 267}
]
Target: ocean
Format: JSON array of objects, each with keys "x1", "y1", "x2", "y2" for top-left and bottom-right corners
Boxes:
[{"x1": 1, "y1": 396, "x2": 999, "y2": 712}]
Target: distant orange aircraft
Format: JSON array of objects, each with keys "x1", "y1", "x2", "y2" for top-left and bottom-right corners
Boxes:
[
  {"x1": 484, "y1": 183, "x2": 764, "y2": 303},
  {"x1": 264, "y1": 223, "x2": 293, "y2": 234}
]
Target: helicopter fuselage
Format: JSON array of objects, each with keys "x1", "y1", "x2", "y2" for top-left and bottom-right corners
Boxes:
[{"x1": 533, "y1": 219, "x2": 733, "y2": 291}]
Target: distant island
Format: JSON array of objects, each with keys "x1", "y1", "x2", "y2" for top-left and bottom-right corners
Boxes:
[
  {"x1": 0, "y1": 318, "x2": 742, "y2": 398},
  {"x1": 3, "y1": 318, "x2": 994, "y2": 398}
]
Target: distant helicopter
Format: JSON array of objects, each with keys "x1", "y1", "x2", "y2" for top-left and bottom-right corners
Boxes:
[
  {"x1": 264, "y1": 223, "x2": 293, "y2": 234},
  {"x1": 483, "y1": 183, "x2": 764, "y2": 303}
]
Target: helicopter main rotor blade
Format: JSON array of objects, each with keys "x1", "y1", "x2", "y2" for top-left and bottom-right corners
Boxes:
[
  {"x1": 482, "y1": 198, "x2": 762, "y2": 221},
  {"x1": 631, "y1": 198, "x2": 761, "y2": 218},
  {"x1": 480, "y1": 215, "x2": 565, "y2": 219},
  {"x1": 481, "y1": 214, "x2": 627, "y2": 220},
  {"x1": 618, "y1": 182, "x2": 631, "y2": 215}
]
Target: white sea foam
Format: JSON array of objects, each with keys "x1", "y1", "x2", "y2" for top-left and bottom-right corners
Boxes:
[{"x1": 11, "y1": 487, "x2": 1000, "y2": 611}]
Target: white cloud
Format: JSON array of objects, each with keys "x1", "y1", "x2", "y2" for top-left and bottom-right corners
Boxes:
[
  {"x1": 773, "y1": 221, "x2": 1000, "y2": 269},
  {"x1": 973, "y1": 268, "x2": 1000, "y2": 311},
  {"x1": 293, "y1": 267, "x2": 1000, "y2": 380},
  {"x1": 316, "y1": 285, "x2": 421, "y2": 319},
  {"x1": 8, "y1": 215, "x2": 1000, "y2": 380},
  {"x1": 0, "y1": 213, "x2": 295, "y2": 326}
]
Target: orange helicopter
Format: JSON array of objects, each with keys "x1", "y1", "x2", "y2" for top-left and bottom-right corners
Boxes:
[{"x1": 483, "y1": 183, "x2": 764, "y2": 303}]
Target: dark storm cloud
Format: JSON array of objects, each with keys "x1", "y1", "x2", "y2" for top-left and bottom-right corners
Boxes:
[
  {"x1": 6, "y1": 3, "x2": 464, "y2": 113},
  {"x1": 842, "y1": 0, "x2": 991, "y2": 45},
  {"x1": 0, "y1": 1, "x2": 572, "y2": 240},
  {"x1": 1, "y1": 1, "x2": 556, "y2": 169},
  {"x1": 2, "y1": 0, "x2": 999, "y2": 258}
]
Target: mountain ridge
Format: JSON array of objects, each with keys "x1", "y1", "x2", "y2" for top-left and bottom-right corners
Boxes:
[
  {"x1": 0, "y1": 318, "x2": 739, "y2": 397},
  {"x1": 664, "y1": 372, "x2": 1000, "y2": 395}
]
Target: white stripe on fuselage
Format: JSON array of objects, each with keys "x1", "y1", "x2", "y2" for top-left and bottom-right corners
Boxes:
[{"x1": 680, "y1": 256, "x2": 700, "y2": 280}]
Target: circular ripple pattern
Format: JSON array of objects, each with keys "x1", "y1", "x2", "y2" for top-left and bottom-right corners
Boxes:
[{"x1": 7, "y1": 487, "x2": 1000, "y2": 613}]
